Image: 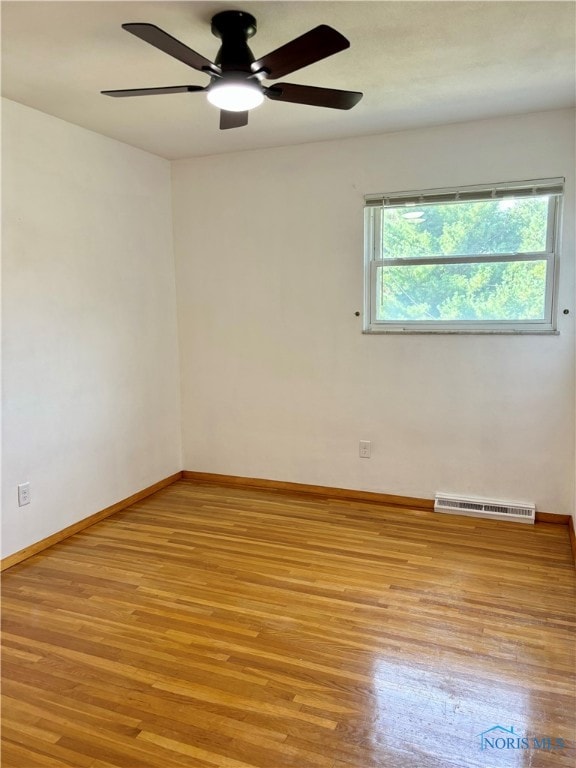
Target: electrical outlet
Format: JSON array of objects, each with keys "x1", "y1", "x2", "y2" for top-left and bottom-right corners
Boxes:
[
  {"x1": 18, "y1": 482, "x2": 31, "y2": 506},
  {"x1": 359, "y1": 440, "x2": 371, "y2": 458}
]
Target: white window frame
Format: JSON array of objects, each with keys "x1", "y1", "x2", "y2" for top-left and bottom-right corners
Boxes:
[{"x1": 364, "y1": 178, "x2": 564, "y2": 334}]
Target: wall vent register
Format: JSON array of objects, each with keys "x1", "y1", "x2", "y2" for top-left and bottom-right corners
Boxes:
[{"x1": 434, "y1": 492, "x2": 535, "y2": 524}]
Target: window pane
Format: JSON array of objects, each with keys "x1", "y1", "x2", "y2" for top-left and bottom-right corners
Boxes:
[
  {"x1": 375, "y1": 261, "x2": 548, "y2": 322},
  {"x1": 382, "y1": 197, "x2": 549, "y2": 258}
]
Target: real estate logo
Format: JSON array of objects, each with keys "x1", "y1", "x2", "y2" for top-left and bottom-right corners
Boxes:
[{"x1": 478, "y1": 725, "x2": 566, "y2": 751}]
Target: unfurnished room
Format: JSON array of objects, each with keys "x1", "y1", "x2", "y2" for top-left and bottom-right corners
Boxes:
[{"x1": 1, "y1": 2, "x2": 575, "y2": 767}]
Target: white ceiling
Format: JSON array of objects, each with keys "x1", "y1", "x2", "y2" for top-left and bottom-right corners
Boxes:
[{"x1": 2, "y1": 1, "x2": 575, "y2": 160}]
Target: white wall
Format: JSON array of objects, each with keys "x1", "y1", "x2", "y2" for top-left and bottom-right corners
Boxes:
[
  {"x1": 1, "y1": 99, "x2": 182, "y2": 558},
  {"x1": 172, "y1": 109, "x2": 575, "y2": 516},
  {"x1": 2, "y1": 104, "x2": 574, "y2": 561}
]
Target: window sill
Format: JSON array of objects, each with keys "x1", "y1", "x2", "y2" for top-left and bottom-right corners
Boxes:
[{"x1": 363, "y1": 328, "x2": 559, "y2": 335}]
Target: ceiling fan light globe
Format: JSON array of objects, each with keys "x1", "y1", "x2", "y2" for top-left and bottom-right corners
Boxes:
[{"x1": 207, "y1": 82, "x2": 264, "y2": 112}]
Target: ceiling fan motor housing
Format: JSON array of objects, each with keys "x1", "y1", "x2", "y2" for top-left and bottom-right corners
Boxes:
[{"x1": 211, "y1": 11, "x2": 257, "y2": 74}]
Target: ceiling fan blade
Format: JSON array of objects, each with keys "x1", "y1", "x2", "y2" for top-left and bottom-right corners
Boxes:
[
  {"x1": 102, "y1": 85, "x2": 206, "y2": 98},
  {"x1": 220, "y1": 110, "x2": 249, "y2": 130},
  {"x1": 123, "y1": 23, "x2": 219, "y2": 75},
  {"x1": 266, "y1": 83, "x2": 363, "y2": 110},
  {"x1": 252, "y1": 25, "x2": 349, "y2": 80}
]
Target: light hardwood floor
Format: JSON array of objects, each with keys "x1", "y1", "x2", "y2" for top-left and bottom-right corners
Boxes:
[{"x1": 2, "y1": 480, "x2": 575, "y2": 768}]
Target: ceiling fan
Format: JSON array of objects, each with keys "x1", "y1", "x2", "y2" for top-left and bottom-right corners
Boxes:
[{"x1": 102, "y1": 10, "x2": 363, "y2": 129}]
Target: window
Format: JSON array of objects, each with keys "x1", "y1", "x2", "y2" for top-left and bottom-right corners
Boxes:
[{"x1": 364, "y1": 178, "x2": 564, "y2": 333}]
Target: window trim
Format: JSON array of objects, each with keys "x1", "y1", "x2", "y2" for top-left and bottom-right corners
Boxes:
[{"x1": 363, "y1": 178, "x2": 564, "y2": 334}]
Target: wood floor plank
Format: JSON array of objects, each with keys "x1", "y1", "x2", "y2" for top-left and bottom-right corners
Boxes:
[{"x1": 2, "y1": 480, "x2": 575, "y2": 767}]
